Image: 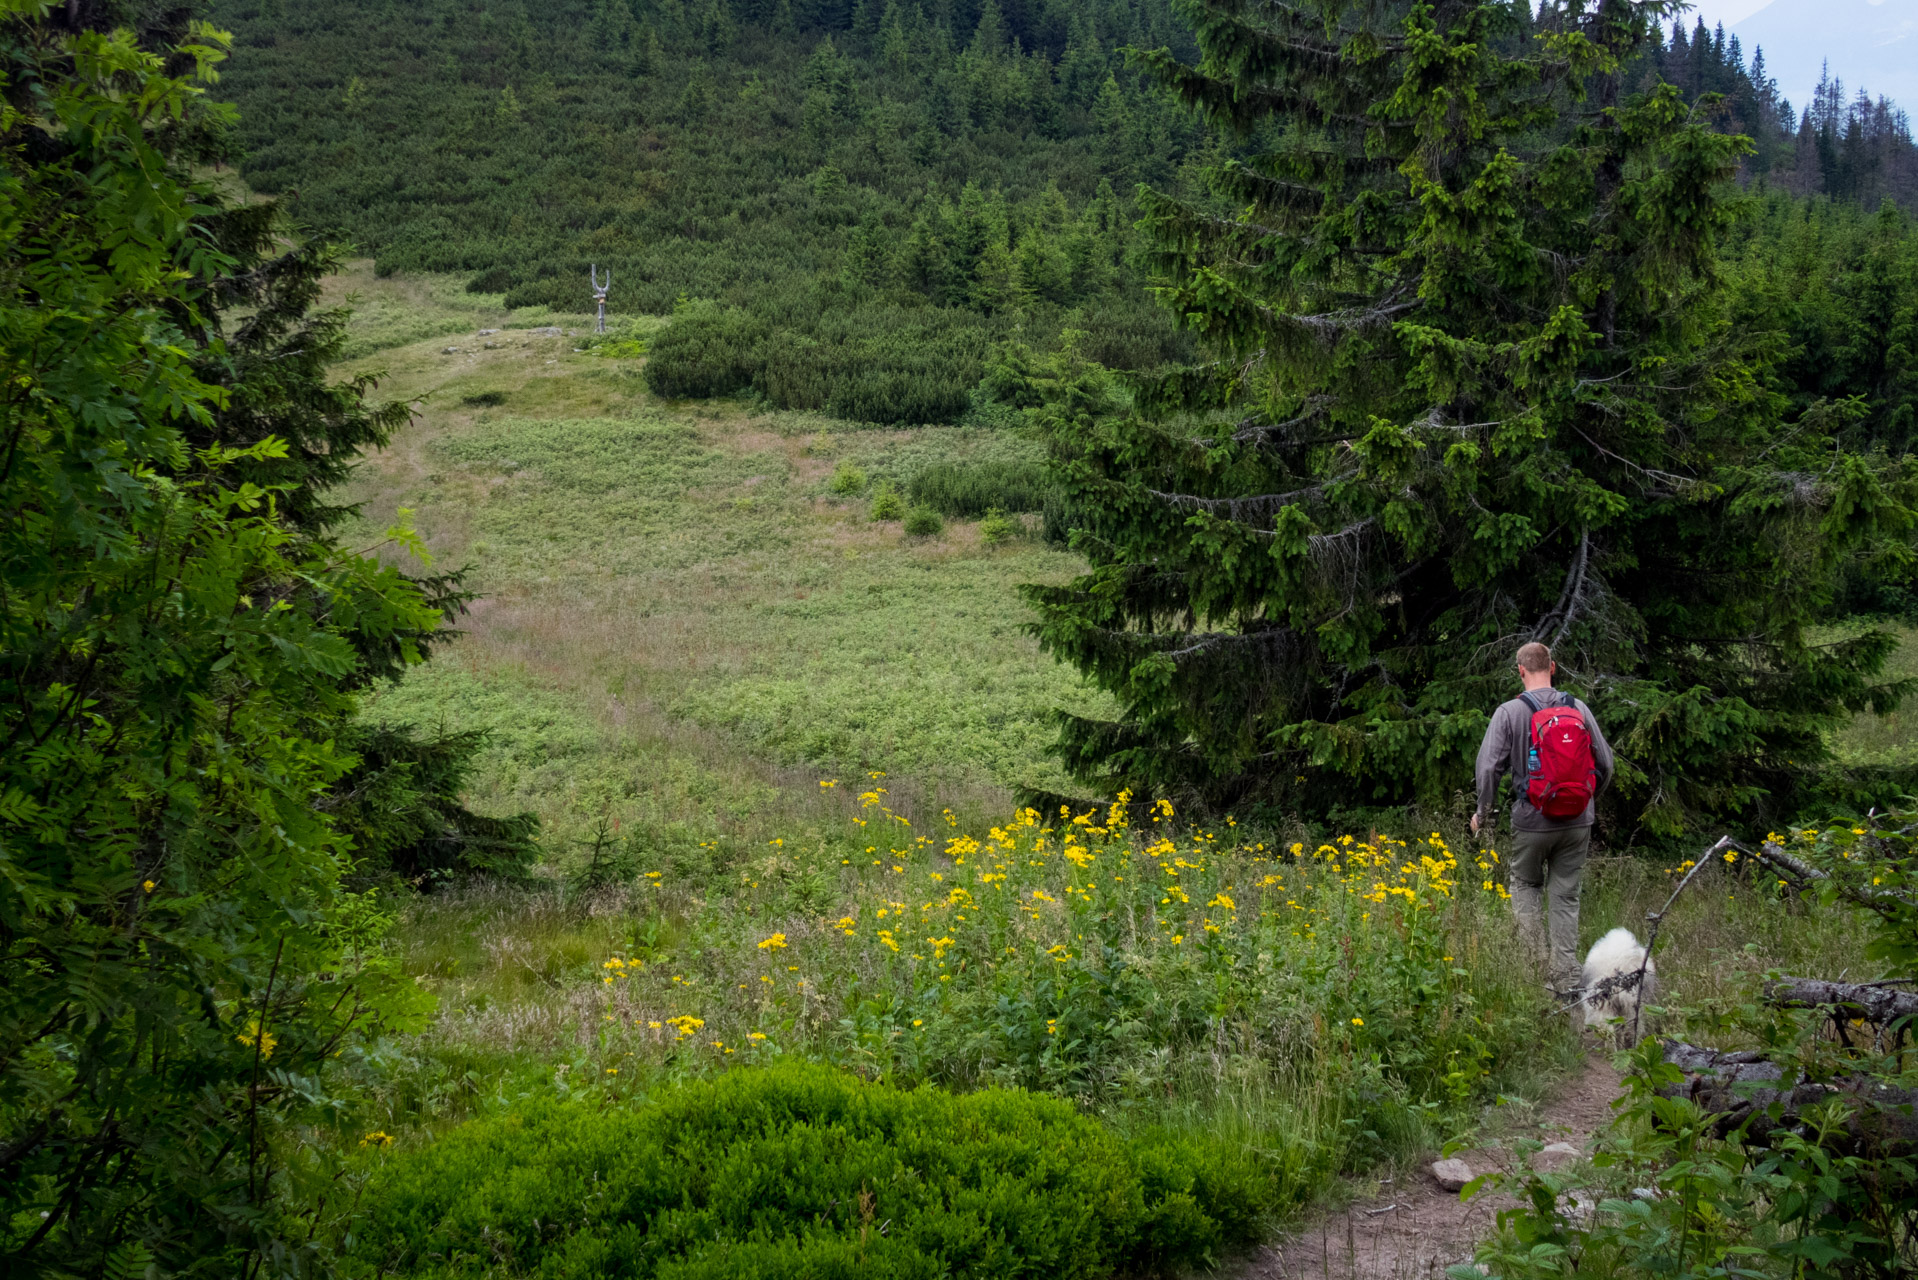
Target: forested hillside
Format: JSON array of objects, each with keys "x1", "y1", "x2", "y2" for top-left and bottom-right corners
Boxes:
[
  {"x1": 211, "y1": 0, "x2": 1211, "y2": 419},
  {"x1": 213, "y1": 0, "x2": 1918, "y2": 425}
]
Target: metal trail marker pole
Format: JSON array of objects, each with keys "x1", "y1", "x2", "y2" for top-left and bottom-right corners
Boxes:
[{"x1": 590, "y1": 264, "x2": 611, "y2": 334}]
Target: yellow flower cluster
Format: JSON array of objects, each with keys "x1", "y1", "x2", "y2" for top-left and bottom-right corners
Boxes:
[{"x1": 582, "y1": 788, "x2": 1522, "y2": 1076}]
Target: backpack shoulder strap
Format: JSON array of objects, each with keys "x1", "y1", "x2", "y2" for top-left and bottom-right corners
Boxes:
[{"x1": 1517, "y1": 690, "x2": 1543, "y2": 715}]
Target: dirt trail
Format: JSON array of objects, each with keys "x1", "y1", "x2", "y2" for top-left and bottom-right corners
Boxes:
[{"x1": 1237, "y1": 1051, "x2": 1622, "y2": 1279}]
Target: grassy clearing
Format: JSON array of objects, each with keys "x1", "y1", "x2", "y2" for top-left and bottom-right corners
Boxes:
[
  {"x1": 1831, "y1": 620, "x2": 1918, "y2": 764},
  {"x1": 332, "y1": 266, "x2": 1111, "y2": 852}
]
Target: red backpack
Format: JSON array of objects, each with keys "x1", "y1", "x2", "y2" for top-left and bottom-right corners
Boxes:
[{"x1": 1520, "y1": 690, "x2": 1597, "y2": 819}]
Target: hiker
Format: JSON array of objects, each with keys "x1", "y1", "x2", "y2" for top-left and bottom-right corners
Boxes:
[{"x1": 1470, "y1": 642, "x2": 1615, "y2": 996}]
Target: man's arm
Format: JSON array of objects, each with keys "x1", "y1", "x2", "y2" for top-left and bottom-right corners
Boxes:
[
  {"x1": 1582, "y1": 701, "x2": 1616, "y2": 794},
  {"x1": 1474, "y1": 705, "x2": 1511, "y2": 821}
]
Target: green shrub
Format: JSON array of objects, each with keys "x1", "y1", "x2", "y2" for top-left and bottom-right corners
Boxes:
[
  {"x1": 869, "y1": 484, "x2": 904, "y2": 521},
  {"x1": 909, "y1": 460, "x2": 1049, "y2": 516},
  {"x1": 903, "y1": 504, "x2": 944, "y2": 537},
  {"x1": 828, "y1": 459, "x2": 867, "y2": 495},
  {"x1": 333, "y1": 724, "x2": 539, "y2": 883},
  {"x1": 979, "y1": 507, "x2": 1021, "y2": 546},
  {"x1": 644, "y1": 300, "x2": 769, "y2": 400},
  {"x1": 347, "y1": 1064, "x2": 1279, "y2": 1278}
]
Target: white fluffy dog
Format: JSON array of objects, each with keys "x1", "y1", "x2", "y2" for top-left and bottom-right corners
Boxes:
[{"x1": 1581, "y1": 927, "x2": 1657, "y2": 1046}]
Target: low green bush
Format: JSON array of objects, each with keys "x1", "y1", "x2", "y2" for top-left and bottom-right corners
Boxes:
[
  {"x1": 980, "y1": 507, "x2": 1021, "y2": 545},
  {"x1": 870, "y1": 484, "x2": 904, "y2": 521},
  {"x1": 643, "y1": 300, "x2": 769, "y2": 400},
  {"x1": 828, "y1": 459, "x2": 867, "y2": 495},
  {"x1": 903, "y1": 504, "x2": 944, "y2": 537},
  {"x1": 346, "y1": 1064, "x2": 1281, "y2": 1279},
  {"x1": 644, "y1": 299, "x2": 993, "y2": 424},
  {"x1": 909, "y1": 460, "x2": 1050, "y2": 516}
]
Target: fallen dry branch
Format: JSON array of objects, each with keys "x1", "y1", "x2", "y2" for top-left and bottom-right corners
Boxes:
[
  {"x1": 1764, "y1": 978, "x2": 1918, "y2": 1026},
  {"x1": 1659, "y1": 1041, "x2": 1918, "y2": 1151}
]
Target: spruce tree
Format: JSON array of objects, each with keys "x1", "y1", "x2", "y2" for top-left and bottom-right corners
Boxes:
[{"x1": 1024, "y1": 0, "x2": 1916, "y2": 839}]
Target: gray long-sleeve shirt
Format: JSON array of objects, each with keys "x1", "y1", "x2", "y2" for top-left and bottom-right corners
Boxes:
[{"x1": 1474, "y1": 690, "x2": 1615, "y2": 831}]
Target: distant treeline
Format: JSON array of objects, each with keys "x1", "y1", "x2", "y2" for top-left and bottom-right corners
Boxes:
[{"x1": 1643, "y1": 13, "x2": 1918, "y2": 208}]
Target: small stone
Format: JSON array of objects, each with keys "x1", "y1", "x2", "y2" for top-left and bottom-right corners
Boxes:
[
  {"x1": 1431, "y1": 1158, "x2": 1473, "y2": 1192},
  {"x1": 1531, "y1": 1142, "x2": 1582, "y2": 1173},
  {"x1": 442, "y1": 346, "x2": 461, "y2": 354},
  {"x1": 477, "y1": 328, "x2": 498, "y2": 336}
]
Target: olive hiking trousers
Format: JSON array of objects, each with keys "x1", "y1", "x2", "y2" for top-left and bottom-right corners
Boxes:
[{"x1": 1507, "y1": 824, "x2": 1590, "y2": 992}]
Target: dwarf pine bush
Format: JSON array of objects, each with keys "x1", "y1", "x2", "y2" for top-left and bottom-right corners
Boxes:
[
  {"x1": 870, "y1": 484, "x2": 905, "y2": 521},
  {"x1": 828, "y1": 459, "x2": 867, "y2": 495},
  {"x1": 903, "y1": 504, "x2": 945, "y2": 537},
  {"x1": 909, "y1": 460, "x2": 1050, "y2": 516},
  {"x1": 347, "y1": 1063, "x2": 1278, "y2": 1279}
]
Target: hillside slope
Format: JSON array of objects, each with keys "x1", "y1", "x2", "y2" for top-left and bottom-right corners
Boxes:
[{"x1": 211, "y1": 0, "x2": 1195, "y2": 312}]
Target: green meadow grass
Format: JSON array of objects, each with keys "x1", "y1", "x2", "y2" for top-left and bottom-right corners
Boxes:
[{"x1": 334, "y1": 267, "x2": 1111, "y2": 854}]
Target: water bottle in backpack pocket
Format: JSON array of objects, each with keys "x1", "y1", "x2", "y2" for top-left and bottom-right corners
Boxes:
[{"x1": 1519, "y1": 690, "x2": 1597, "y2": 819}]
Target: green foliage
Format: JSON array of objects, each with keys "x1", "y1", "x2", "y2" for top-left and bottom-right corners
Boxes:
[
  {"x1": 645, "y1": 298, "x2": 1006, "y2": 424},
  {"x1": 1724, "y1": 195, "x2": 1918, "y2": 458},
  {"x1": 345, "y1": 1063, "x2": 1280, "y2": 1279},
  {"x1": 869, "y1": 483, "x2": 905, "y2": 520},
  {"x1": 331, "y1": 725, "x2": 540, "y2": 883},
  {"x1": 980, "y1": 507, "x2": 1021, "y2": 546},
  {"x1": 1026, "y1": 2, "x2": 1918, "y2": 839},
  {"x1": 828, "y1": 458, "x2": 868, "y2": 494},
  {"x1": 909, "y1": 460, "x2": 1049, "y2": 515},
  {"x1": 902, "y1": 503, "x2": 945, "y2": 537},
  {"x1": 644, "y1": 299, "x2": 769, "y2": 400},
  {"x1": 1468, "y1": 816, "x2": 1918, "y2": 1278},
  {"x1": 0, "y1": 12, "x2": 438, "y2": 1273}
]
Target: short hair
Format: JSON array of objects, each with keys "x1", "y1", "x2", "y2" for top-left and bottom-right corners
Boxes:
[{"x1": 1515, "y1": 642, "x2": 1553, "y2": 673}]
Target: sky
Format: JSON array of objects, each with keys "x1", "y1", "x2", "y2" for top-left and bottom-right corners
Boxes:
[
  {"x1": 1680, "y1": 0, "x2": 1781, "y2": 24},
  {"x1": 1664, "y1": 0, "x2": 1918, "y2": 114}
]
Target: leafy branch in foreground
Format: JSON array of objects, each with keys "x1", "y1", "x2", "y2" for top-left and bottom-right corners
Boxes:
[
  {"x1": 1469, "y1": 815, "x2": 1918, "y2": 1278},
  {"x1": 1024, "y1": 0, "x2": 1918, "y2": 839},
  {"x1": 0, "y1": 8, "x2": 470, "y2": 1274}
]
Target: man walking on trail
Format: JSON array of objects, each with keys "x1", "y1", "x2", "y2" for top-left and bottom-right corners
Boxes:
[{"x1": 1471, "y1": 642, "x2": 1615, "y2": 995}]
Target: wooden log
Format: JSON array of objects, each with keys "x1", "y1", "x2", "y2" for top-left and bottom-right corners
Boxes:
[
  {"x1": 1764, "y1": 978, "x2": 1918, "y2": 1025},
  {"x1": 1658, "y1": 1041, "x2": 1918, "y2": 1151}
]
